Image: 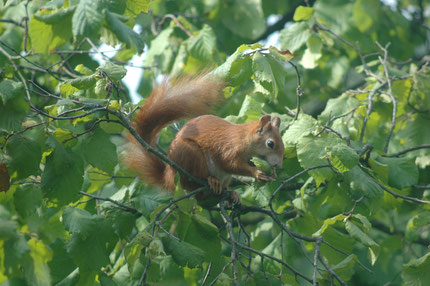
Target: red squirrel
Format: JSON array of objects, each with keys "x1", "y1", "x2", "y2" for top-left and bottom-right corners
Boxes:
[{"x1": 125, "y1": 73, "x2": 284, "y2": 204}]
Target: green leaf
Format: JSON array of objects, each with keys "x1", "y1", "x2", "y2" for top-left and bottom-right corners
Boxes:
[
  {"x1": 64, "y1": 208, "x2": 117, "y2": 270},
  {"x1": 313, "y1": 214, "x2": 345, "y2": 237},
  {"x1": 402, "y1": 252, "x2": 430, "y2": 286},
  {"x1": 268, "y1": 46, "x2": 295, "y2": 62},
  {"x1": 221, "y1": 0, "x2": 265, "y2": 39},
  {"x1": 60, "y1": 76, "x2": 97, "y2": 96},
  {"x1": 344, "y1": 166, "x2": 383, "y2": 198},
  {"x1": 319, "y1": 93, "x2": 360, "y2": 123},
  {"x1": 211, "y1": 44, "x2": 259, "y2": 86},
  {"x1": 63, "y1": 207, "x2": 97, "y2": 238},
  {"x1": 327, "y1": 143, "x2": 359, "y2": 173},
  {"x1": 124, "y1": 234, "x2": 148, "y2": 273},
  {"x1": 48, "y1": 239, "x2": 76, "y2": 283},
  {"x1": 299, "y1": 35, "x2": 322, "y2": 69},
  {"x1": 3, "y1": 233, "x2": 31, "y2": 273},
  {"x1": 393, "y1": 79, "x2": 413, "y2": 117},
  {"x1": 105, "y1": 11, "x2": 145, "y2": 52},
  {"x1": 282, "y1": 114, "x2": 317, "y2": 145},
  {"x1": 132, "y1": 187, "x2": 171, "y2": 215},
  {"x1": 250, "y1": 157, "x2": 272, "y2": 175},
  {"x1": 97, "y1": 62, "x2": 127, "y2": 82},
  {"x1": 345, "y1": 220, "x2": 378, "y2": 247},
  {"x1": 29, "y1": 7, "x2": 74, "y2": 54},
  {"x1": 0, "y1": 80, "x2": 28, "y2": 131},
  {"x1": 28, "y1": 17, "x2": 54, "y2": 54},
  {"x1": 251, "y1": 183, "x2": 271, "y2": 206},
  {"x1": 72, "y1": 0, "x2": 104, "y2": 38},
  {"x1": 352, "y1": 214, "x2": 371, "y2": 232},
  {"x1": 368, "y1": 157, "x2": 389, "y2": 183},
  {"x1": 161, "y1": 236, "x2": 205, "y2": 268},
  {"x1": 176, "y1": 212, "x2": 221, "y2": 262},
  {"x1": 187, "y1": 25, "x2": 216, "y2": 61},
  {"x1": 296, "y1": 134, "x2": 339, "y2": 185},
  {"x1": 144, "y1": 27, "x2": 174, "y2": 70},
  {"x1": 28, "y1": 238, "x2": 53, "y2": 286},
  {"x1": 252, "y1": 52, "x2": 286, "y2": 98},
  {"x1": 99, "y1": 273, "x2": 118, "y2": 286},
  {"x1": 399, "y1": 115, "x2": 430, "y2": 148},
  {"x1": 237, "y1": 95, "x2": 263, "y2": 122},
  {"x1": 377, "y1": 157, "x2": 418, "y2": 189},
  {"x1": 321, "y1": 255, "x2": 358, "y2": 282},
  {"x1": 293, "y1": 6, "x2": 314, "y2": 21},
  {"x1": 111, "y1": 212, "x2": 136, "y2": 239},
  {"x1": 34, "y1": 7, "x2": 74, "y2": 24},
  {"x1": 6, "y1": 136, "x2": 42, "y2": 179},
  {"x1": 171, "y1": 43, "x2": 188, "y2": 76},
  {"x1": 280, "y1": 22, "x2": 311, "y2": 53},
  {"x1": 41, "y1": 137, "x2": 84, "y2": 205},
  {"x1": 13, "y1": 185, "x2": 42, "y2": 218},
  {"x1": 405, "y1": 212, "x2": 430, "y2": 242},
  {"x1": 125, "y1": 0, "x2": 150, "y2": 17},
  {"x1": 82, "y1": 128, "x2": 118, "y2": 174},
  {"x1": 353, "y1": 0, "x2": 380, "y2": 33},
  {"x1": 0, "y1": 218, "x2": 18, "y2": 239}
]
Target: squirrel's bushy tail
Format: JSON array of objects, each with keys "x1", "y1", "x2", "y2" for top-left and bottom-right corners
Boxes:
[{"x1": 125, "y1": 73, "x2": 224, "y2": 189}]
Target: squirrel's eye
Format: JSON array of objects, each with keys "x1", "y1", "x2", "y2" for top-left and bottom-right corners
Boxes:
[{"x1": 266, "y1": 139, "x2": 275, "y2": 149}]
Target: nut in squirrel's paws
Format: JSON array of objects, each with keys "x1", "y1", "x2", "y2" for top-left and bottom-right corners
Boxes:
[
  {"x1": 255, "y1": 170, "x2": 274, "y2": 182},
  {"x1": 229, "y1": 190, "x2": 241, "y2": 205},
  {"x1": 208, "y1": 176, "x2": 222, "y2": 194}
]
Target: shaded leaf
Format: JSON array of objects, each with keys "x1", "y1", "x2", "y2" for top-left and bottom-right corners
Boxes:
[
  {"x1": 402, "y1": 252, "x2": 430, "y2": 286},
  {"x1": 41, "y1": 138, "x2": 84, "y2": 205},
  {"x1": 6, "y1": 136, "x2": 42, "y2": 179},
  {"x1": 161, "y1": 236, "x2": 205, "y2": 268},
  {"x1": 105, "y1": 11, "x2": 144, "y2": 52},
  {"x1": 72, "y1": 0, "x2": 104, "y2": 38},
  {"x1": 82, "y1": 128, "x2": 118, "y2": 174},
  {"x1": 327, "y1": 143, "x2": 359, "y2": 173}
]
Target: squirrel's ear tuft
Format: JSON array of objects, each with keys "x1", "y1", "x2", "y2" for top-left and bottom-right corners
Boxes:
[
  {"x1": 257, "y1": 115, "x2": 272, "y2": 133},
  {"x1": 271, "y1": 117, "x2": 281, "y2": 128},
  {"x1": 258, "y1": 115, "x2": 271, "y2": 126}
]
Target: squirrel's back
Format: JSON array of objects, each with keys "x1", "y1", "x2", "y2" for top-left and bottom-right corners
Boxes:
[{"x1": 125, "y1": 73, "x2": 225, "y2": 189}]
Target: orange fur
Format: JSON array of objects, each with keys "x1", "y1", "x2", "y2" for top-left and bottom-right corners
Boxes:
[
  {"x1": 125, "y1": 73, "x2": 224, "y2": 191},
  {"x1": 125, "y1": 73, "x2": 285, "y2": 204}
]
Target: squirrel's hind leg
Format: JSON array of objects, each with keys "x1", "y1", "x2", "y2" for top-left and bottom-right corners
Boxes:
[{"x1": 168, "y1": 137, "x2": 209, "y2": 191}]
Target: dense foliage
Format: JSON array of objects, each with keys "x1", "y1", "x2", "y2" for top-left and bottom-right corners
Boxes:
[{"x1": 1, "y1": 0, "x2": 430, "y2": 285}]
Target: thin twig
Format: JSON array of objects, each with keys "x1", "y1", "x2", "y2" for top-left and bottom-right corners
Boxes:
[
  {"x1": 234, "y1": 241, "x2": 313, "y2": 283},
  {"x1": 289, "y1": 61, "x2": 303, "y2": 121},
  {"x1": 201, "y1": 263, "x2": 213, "y2": 286},
  {"x1": 383, "y1": 144, "x2": 430, "y2": 157},
  {"x1": 376, "y1": 42, "x2": 397, "y2": 153},
  {"x1": 208, "y1": 260, "x2": 234, "y2": 286},
  {"x1": 219, "y1": 202, "x2": 239, "y2": 285},
  {"x1": 79, "y1": 191, "x2": 137, "y2": 213},
  {"x1": 0, "y1": 19, "x2": 24, "y2": 27},
  {"x1": 360, "y1": 82, "x2": 387, "y2": 143},
  {"x1": 313, "y1": 237, "x2": 322, "y2": 286},
  {"x1": 318, "y1": 254, "x2": 347, "y2": 286},
  {"x1": 23, "y1": 0, "x2": 31, "y2": 52},
  {"x1": 316, "y1": 24, "x2": 383, "y2": 82},
  {"x1": 360, "y1": 165, "x2": 430, "y2": 205},
  {"x1": 158, "y1": 14, "x2": 193, "y2": 37}
]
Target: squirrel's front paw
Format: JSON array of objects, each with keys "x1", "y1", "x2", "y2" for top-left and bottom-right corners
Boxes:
[
  {"x1": 254, "y1": 170, "x2": 274, "y2": 182},
  {"x1": 229, "y1": 190, "x2": 241, "y2": 205},
  {"x1": 208, "y1": 176, "x2": 222, "y2": 194}
]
